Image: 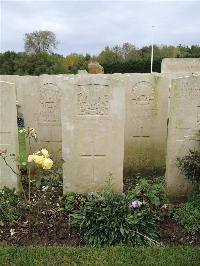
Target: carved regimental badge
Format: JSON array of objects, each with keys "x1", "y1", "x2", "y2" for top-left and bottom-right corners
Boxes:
[
  {"x1": 131, "y1": 81, "x2": 154, "y2": 105},
  {"x1": 77, "y1": 85, "x2": 111, "y2": 115},
  {"x1": 39, "y1": 83, "x2": 61, "y2": 124}
]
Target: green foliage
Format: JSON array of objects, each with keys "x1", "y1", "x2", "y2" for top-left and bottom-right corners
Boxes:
[
  {"x1": 18, "y1": 127, "x2": 26, "y2": 168},
  {"x1": 177, "y1": 150, "x2": 200, "y2": 183},
  {"x1": 97, "y1": 43, "x2": 200, "y2": 73},
  {"x1": 0, "y1": 51, "x2": 66, "y2": 75},
  {"x1": 174, "y1": 188, "x2": 200, "y2": 235},
  {"x1": 70, "y1": 191, "x2": 158, "y2": 247},
  {"x1": 129, "y1": 177, "x2": 167, "y2": 219},
  {"x1": 0, "y1": 187, "x2": 28, "y2": 226},
  {"x1": 20, "y1": 166, "x2": 63, "y2": 202},
  {"x1": 62, "y1": 192, "x2": 86, "y2": 212},
  {"x1": 1, "y1": 44, "x2": 200, "y2": 75}
]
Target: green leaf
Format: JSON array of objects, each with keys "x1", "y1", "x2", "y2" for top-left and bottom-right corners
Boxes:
[{"x1": 120, "y1": 226, "x2": 125, "y2": 236}]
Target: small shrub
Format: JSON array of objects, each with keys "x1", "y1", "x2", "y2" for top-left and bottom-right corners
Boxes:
[
  {"x1": 177, "y1": 150, "x2": 200, "y2": 183},
  {"x1": 128, "y1": 177, "x2": 167, "y2": 219},
  {"x1": 62, "y1": 192, "x2": 86, "y2": 212},
  {"x1": 0, "y1": 187, "x2": 28, "y2": 226},
  {"x1": 70, "y1": 191, "x2": 158, "y2": 247},
  {"x1": 174, "y1": 188, "x2": 200, "y2": 235}
]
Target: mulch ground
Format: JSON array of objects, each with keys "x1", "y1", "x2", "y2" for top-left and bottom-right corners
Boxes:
[{"x1": 158, "y1": 217, "x2": 200, "y2": 246}]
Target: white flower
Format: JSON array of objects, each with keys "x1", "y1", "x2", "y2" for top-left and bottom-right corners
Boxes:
[
  {"x1": 129, "y1": 200, "x2": 143, "y2": 209},
  {"x1": 10, "y1": 228, "x2": 16, "y2": 236},
  {"x1": 27, "y1": 155, "x2": 34, "y2": 162},
  {"x1": 41, "y1": 149, "x2": 49, "y2": 158}
]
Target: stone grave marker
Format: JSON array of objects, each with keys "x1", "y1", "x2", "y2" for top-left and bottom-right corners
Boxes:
[
  {"x1": 161, "y1": 58, "x2": 200, "y2": 73},
  {"x1": 0, "y1": 81, "x2": 18, "y2": 188},
  {"x1": 61, "y1": 74, "x2": 125, "y2": 193},
  {"x1": 17, "y1": 75, "x2": 62, "y2": 158},
  {"x1": 123, "y1": 74, "x2": 169, "y2": 175},
  {"x1": 165, "y1": 76, "x2": 200, "y2": 198}
]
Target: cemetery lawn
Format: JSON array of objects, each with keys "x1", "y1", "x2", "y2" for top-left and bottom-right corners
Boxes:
[{"x1": 0, "y1": 245, "x2": 200, "y2": 266}]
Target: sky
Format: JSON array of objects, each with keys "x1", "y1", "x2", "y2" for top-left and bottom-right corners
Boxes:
[{"x1": 0, "y1": 0, "x2": 200, "y2": 56}]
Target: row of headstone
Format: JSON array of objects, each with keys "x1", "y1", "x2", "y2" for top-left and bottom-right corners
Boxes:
[
  {"x1": 0, "y1": 58, "x2": 200, "y2": 198},
  {"x1": 1, "y1": 73, "x2": 169, "y2": 175}
]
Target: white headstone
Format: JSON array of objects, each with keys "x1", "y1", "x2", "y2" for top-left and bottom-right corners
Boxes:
[
  {"x1": 0, "y1": 81, "x2": 18, "y2": 188},
  {"x1": 161, "y1": 58, "x2": 200, "y2": 73},
  {"x1": 61, "y1": 74, "x2": 125, "y2": 193},
  {"x1": 123, "y1": 74, "x2": 169, "y2": 175},
  {"x1": 165, "y1": 76, "x2": 200, "y2": 198},
  {"x1": 17, "y1": 75, "x2": 62, "y2": 158}
]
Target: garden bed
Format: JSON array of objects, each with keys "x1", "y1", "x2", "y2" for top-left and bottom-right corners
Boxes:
[{"x1": 1, "y1": 174, "x2": 200, "y2": 246}]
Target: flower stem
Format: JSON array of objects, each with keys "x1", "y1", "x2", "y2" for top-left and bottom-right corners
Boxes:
[{"x1": 28, "y1": 166, "x2": 31, "y2": 202}]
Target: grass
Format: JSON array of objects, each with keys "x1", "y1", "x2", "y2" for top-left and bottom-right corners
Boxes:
[
  {"x1": 18, "y1": 127, "x2": 26, "y2": 165},
  {"x1": 0, "y1": 246, "x2": 199, "y2": 266}
]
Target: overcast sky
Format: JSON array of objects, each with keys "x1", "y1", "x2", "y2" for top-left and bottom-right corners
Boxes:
[{"x1": 1, "y1": 0, "x2": 200, "y2": 56}]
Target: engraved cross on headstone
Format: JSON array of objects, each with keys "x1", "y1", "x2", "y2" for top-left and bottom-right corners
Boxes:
[{"x1": 80, "y1": 128, "x2": 106, "y2": 185}]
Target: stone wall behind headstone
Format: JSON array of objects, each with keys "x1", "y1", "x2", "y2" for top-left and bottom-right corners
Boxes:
[
  {"x1": 161, "y1": 58, "x2": 200, "y2": 73},
  {"x1": 0, "y1": 80, "x2": 18, "y2": 188},
  {"x1": 123, "y1": 73, "x2": 169, "y2": 175},
  {"x1": 165, "y1": 76, "x2": 200, "y2": 198},
  {"x1": 61, "y1": 74, "x2": 125, "y2": 193}
]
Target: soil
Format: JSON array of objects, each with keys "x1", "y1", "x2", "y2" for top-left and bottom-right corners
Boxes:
[
  {"x1": 1, "y1": 202, "x2": 200, "y2": 246},
  {"x1": 0, "y1": 177, "x2": 81, "y2": 246},
  {"x1": 158, "y1": 217, "x2": 200, "y2": 246},
  {"x1": 1, "y1": 198, "x2": 80, "y2": 246}
]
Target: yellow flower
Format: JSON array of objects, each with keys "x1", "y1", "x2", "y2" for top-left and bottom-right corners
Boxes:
[
  {"x1": 41, "y1": 149, "x2": 49, "y2": 158},
  {"x1": 33, "y1": 155, "x2": 44, "y2": 165},
  {"x1": 42, "y1": 158, "x2": 53, "y2": 170}
]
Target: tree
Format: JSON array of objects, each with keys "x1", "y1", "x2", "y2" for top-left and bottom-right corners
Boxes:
[{"x1": 24, "y1": 31, "x2": 59, "y2": 53}]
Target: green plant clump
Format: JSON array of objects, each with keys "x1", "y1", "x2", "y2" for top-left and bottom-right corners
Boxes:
[
  {"x1": 70, "y1": 190, "x2": 159, "y2": 247},
  {"x1": 129, "y1": 177, "x2": 167, "y2": 219},
  {"x1": 62, "y1": 192, "x2": 86, "y2": 212},
  {"x1": 0, "y1": 187, "x2": 28, "y2": 227},
  {"x1": 174, "y1": 188, "x2": 200, "y2": 235},
  {"x1": 177, "y1": 150, "x2": 200, "y2": 183}
]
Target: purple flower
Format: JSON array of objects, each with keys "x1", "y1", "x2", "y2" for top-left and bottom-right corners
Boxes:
[{"x1": 129, "y1": 200, "x2": 143, "y2": 209}]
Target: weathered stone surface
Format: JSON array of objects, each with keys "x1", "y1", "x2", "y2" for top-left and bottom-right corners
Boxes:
[
  {"x1": 10, "y1": 75, "x2": 62, "y2": 158},
  {"x1": 161, "y1": 58, "x2": 200, "y2": 73},
  {"x1": 61, "y1": 74, "x2": 124, "y2": 193},
  {"x1": 123, "y1": 73, "x2": 169, "y2": 175},
  {"x1": 0, "y1": 80, "x2": 18, "y2": 188},
  {"x1": 88, "y1": 62, "x2": 104, "y2": 74},
  {"x1": 0, "y1": 75, "x2": 23, "y2": 118},
  {"x1": 78, "y1": 70, "x2": 88, "y2": 75},
  {"x1": 165, "y1": 76, "x2": 200, "y2": 198}
]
